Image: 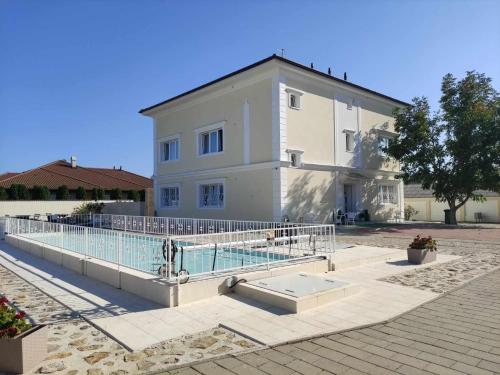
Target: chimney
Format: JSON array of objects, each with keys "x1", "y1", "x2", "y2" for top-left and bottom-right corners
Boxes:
[
  {"x1": 310, "y1": 62, "x2": 314, "y2": 69},
  {"x1": 344, "y1": 72, "x2": 347, "y2": 81},
  {"x1": 328, "y1": 67, "x2": 332, "y2": 75},
  {"x1": 70, "y1": 156, "x2": 77, "y2": 168}
]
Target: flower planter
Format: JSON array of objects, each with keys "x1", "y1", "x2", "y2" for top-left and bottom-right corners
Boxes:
[
  {"x1": 0, "y1": 324, "x2": 48, "y2": 374},
  {"x1": 407, "y1": 248, "x2": 437, "y2": 265}
]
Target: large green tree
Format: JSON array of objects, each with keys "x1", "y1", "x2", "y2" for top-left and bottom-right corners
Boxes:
[{"x1": 387, "y1": 71, "x2": 499, "y2": 225}]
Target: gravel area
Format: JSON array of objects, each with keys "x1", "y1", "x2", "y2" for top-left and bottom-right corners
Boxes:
[
  {"x1": 0, "y1": 264, "x2": 259, "y2": 375},
  {"x1": 379, "y1": 253, "x2": 500, "y2": 293},
  {"x1": 339, "y1": 234, "x2": 500, "y2": 293}
]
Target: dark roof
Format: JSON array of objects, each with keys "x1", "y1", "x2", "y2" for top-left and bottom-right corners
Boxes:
[
  {"x1": 139, "y1": 55, "x2": 410, "y2": 114},
  {"x1": 404, "y1": 184, "x2": 499, "y2": 198},
  {"x1": 0, "y1": 160, "x2": 152, "y2": 190}
]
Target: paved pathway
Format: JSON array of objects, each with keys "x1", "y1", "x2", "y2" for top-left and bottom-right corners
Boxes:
[
  {"x1": 162, "y1": 269, "x2": 500, "y2": 375},
  {"x1": 337, "y1": 223, "x2": 500, "y2": 242}
]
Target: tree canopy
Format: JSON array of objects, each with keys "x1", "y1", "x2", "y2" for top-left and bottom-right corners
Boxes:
[{"x1": 387, "y1": 71, "x2": 499, "y2": 224}]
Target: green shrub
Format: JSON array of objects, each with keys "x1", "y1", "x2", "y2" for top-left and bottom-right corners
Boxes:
[
  {"x1": 0, "y1": 187, "x2": 7, "y2": 200},
  {"x1": 56, "y1": 185, "x2": 70, "y2": 200},
  {"x1": 92, "y1": 187, "x2": 104, "y2": 201},
  {"x1": 404, "y1": 205, "x2": 419, "y2": 221},
  {"x1": 73, "y1": 202, "x2": 104, "y2": 214},
  {"x1": 8, "y1": 184, "x2": 30, "y2": 200},
  {"x1": 31, "y1": 185, "x2": 50, "y2": 200},
  {"x1": 110, "y1": 188, "x2": 122, "y2": 200},
  {"x1": 0, "y1": 295, "x2": 32, "y2": 338},
  {"x1": 75, "y1": 186, "x2": 86, "y2": 200},
  {"x1": 127, "y1": 190, "x2": 140, "y2": 202}
]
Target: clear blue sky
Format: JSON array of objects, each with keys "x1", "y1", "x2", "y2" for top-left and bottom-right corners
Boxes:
[{"x1": 1, "y1": 0, "x2": 499, "y2": 177}]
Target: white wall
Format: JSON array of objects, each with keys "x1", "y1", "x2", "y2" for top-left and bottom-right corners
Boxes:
[
  {"x1": 0, "y1": 200, "x2": 145, "y2": 218},
  {"x1": 101, "y1": 202, "x2": 145, "y2": 216}
]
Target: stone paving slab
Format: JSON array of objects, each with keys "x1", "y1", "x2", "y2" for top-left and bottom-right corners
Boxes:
[{"x1": 161, "y1": 268, "x2": 500, "y2": 375}]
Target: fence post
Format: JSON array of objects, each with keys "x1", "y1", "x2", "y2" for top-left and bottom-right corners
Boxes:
[
  {"x1": 267, "y1": 238, "x2": 270, "y2": 271},
  {"x1": 143, "y1": 216, "x2": 146, "y2": 234},
  {"x1": 84, "y1": 227, "x2": 88, "y2": 258},
  {"x1": 167, "y1": 237, "x2": 171, "y2": 281},
  {"x1": 60, "y1": 224, "x2": 64, "y2": 248}
]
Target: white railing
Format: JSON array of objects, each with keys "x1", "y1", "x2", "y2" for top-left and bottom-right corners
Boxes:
[
  {"x1": 167, "y1": 224, "x2": 335, "y2": 280},
  {"x1": 47, "y1": 213, "x2": 315, "y2": 236},
  {"x1": 6, "y1": 217, "x2": 165, "y2": 275},
  {"x1": 4, "y1": 217, "x2": 335, "y2": 282}
]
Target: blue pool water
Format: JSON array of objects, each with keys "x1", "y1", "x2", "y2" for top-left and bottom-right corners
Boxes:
[{"x1": 26, "y1": 232, "x2": 291, "y2": 276}]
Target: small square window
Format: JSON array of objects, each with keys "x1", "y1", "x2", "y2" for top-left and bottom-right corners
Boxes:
[
  {"x1": 287, "y1": 150, "x2": 303, "y2": 168},
  {"x1": 347, "y1": 98, "x2": 353, "y2": 110},
  {"x1": 289, "y1": 93, "x2": 301, "y2": 109},
  {"x1": 345, "y1": 132, "x2": 355, "y2": 152},
  {"x1": 378, "y1": 136, "x2": 390, "y2": 155}
]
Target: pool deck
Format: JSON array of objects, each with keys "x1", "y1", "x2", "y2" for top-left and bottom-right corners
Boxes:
[{"x1": 0, "y1": 240, "x2": 460, "y2": 351}]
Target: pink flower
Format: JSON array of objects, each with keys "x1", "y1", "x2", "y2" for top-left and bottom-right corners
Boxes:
[
  {"x1": 0, "y1": 296, "x2": 8, "y2": 305},
  {"x1": 15, "y1": 311, "x2": 26, "y2": 320}
]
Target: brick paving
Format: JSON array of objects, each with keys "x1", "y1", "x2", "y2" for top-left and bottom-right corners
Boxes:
[
  {"x1": 336, "y1": 223, "x2": 500, "y2": 242},
  {"x1": 160, "y1": 269, "x2": 500, "y2": 375}
]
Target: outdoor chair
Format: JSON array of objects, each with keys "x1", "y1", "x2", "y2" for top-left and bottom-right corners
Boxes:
[
  {"x1": 346, "y1": 212, "x2": 356, "y2": 225},
  {"x1": 334, "y1": 209, "x2": 344, "y2": 225}
]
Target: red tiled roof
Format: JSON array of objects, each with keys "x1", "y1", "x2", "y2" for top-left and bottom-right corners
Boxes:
[
  {"x1": 0, "y1": 160, "x2": 152, "y2": 190},
  {"x1": 0, "y1": 172, "x2": 19, "y2": 180}
]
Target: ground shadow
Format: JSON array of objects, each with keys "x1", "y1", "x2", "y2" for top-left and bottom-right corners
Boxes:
[{"x1": 0, "y1": 241, "x2": 163, "y2": 320}]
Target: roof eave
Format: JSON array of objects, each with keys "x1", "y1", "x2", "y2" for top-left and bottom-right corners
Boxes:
[{"x1": 138, "y1": 55, "x2": 410, "y2": 116}]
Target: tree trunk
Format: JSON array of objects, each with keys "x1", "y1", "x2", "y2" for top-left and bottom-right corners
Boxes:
[
  {"x1": 446, "y1": 199, "x2": 459, "y2": 225},
  {"x1": 448, "y1": 207, "x2": 458, "y2": 225}
]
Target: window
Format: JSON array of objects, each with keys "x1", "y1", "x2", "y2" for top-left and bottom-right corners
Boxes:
[
  {"x1": 346, "y1": 98, "x2": 353, "y2": 110},
  {"x1": 199, "y1": 182, "x2": 224, "y2": 208},
  {"x1": 378, "y1": 136, "x2": 390, "y2": 156},
  {"x1": 199, "y1": 128, "x2": 223, "y2": 155},
  {"x1": 160, "y1": 138, "x2": 179, "y2": 162},
  {"x1": 286, "y1": 88, "x2": 303, "y2": 109},
  {"x1": 345, "y1": 131, "x2": 355, "y2": 152},
  {"x1": 161, "y1": 186, "x2": 179, "y2": 208},
  {"x1": 379, "y1": 185, "x2": 396, "y2": 204},
  {"x1": 286, "y1": 149, "x2": 303, "y2": 168}
]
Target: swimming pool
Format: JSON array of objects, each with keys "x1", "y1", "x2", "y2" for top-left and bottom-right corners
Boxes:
[{"x1": 25, "y1": 231, "x2": 292, "y2": 276}]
